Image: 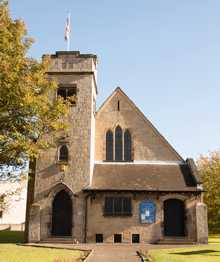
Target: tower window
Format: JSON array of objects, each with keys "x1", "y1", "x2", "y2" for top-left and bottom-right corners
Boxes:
[
  {"x1": 59, "y1": 145, "x2": 68, "y2": 162},
  {"x1": 57, "y1": 86, "x2": 77, "y2": 105}
]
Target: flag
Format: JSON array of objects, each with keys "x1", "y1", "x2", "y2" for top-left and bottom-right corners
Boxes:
[{"x1": 64, "y1": 14, "x2": 71, "y2": 42}]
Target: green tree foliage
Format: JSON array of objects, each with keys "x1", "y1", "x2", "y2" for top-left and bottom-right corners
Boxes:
[
  {"x1": 0, "y1": 1, "x2": 69, "y2": 165},
  {"x1": 197, "y1": 151, "x2": 220, "y2": 233}
]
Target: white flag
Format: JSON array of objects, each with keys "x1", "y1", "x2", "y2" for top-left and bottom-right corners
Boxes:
[{"x1": 64, "y1": 14, "x2": 71, "y2": 42}]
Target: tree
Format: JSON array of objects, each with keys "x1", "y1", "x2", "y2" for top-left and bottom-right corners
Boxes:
[
  {"x1": 197, "y1": 151, "x2": 220, "y2": 233},
  {"x1": 0, "y1": 1, "x2": 69, "y2": 165}
]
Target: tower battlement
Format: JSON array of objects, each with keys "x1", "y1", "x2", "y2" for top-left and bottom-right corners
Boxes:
[{"x1": 43, "y1": 51, "x2": 98, "y2": 74}]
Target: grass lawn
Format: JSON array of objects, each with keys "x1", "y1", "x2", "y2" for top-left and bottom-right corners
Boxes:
[
  {"x1": 0, "y1": 231, "x2": 86, "y2": 262},
  {"x1": 0, "y1": 244, "x2": 84, "y2": 262},
  {"x1": 142, "y1": 235, "x2": 220, "y2": 262}
]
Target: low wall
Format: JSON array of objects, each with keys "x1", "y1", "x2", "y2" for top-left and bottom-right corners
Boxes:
[{"x1": 0, "y1": 223, "x2": 25, "y2": 231}]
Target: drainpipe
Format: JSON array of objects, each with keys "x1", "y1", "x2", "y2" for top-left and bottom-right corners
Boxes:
[{"x1": 84, "y1": 193, "x2": 90, "y2": 243}]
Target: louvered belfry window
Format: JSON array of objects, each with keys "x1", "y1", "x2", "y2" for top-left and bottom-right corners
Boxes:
[
  {"x1": 115, "y1": 126, "x2": 123, "y2": 161},
  {"x1": 124, "y1": 129, "x2": 132, "y2": 161},
  {"x1": 106, "y1": 130, "x2": 113, "y2": 161},
  {"x1": 59, "y1": 145, "x2": 68, "y2": 162}
]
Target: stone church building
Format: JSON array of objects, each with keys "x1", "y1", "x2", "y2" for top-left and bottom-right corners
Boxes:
[{"x1": 26, "y1": 51, "x2": 208, "y2": 244}]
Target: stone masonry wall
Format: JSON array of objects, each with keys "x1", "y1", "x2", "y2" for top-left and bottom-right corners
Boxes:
[
  {"x1": 95, "y1": 89, "x2": 182, "y2": 162},
  {"x1": 28, "y1": 52, "x2": 97, "y2": 242},
  {"x1": 86, "y1": 192, "x2": 198, "y2": 243}
]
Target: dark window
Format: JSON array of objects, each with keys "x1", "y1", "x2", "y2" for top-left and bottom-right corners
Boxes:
[
  {"x1": 106, "y1": 130, "x2": 113, "y2": 161},
  {"x1": 114, "y1": 197, "x2": 122, "y2": 215},
  {"x1": 114, "y1": 234, "x2": 122, "y2": 243},
  {"x1": 104, "y1": 197, "x2": 114, "y2": 215},
  {"x1": 104, "y1": 197, "x2": 132, "y2": 216},
  {"x1": 59, "y1": 145, "x2": 68, "y2": 162},
  {"x1": 123, "y1": 197, "x2": 132, "y2": 215},
  {"x1": 132, "y1": 234, "x2": 140, "y2": 243},
  {"x1": 57, "y1": 87, "x2": 77, "y2": 105},
  {"x1": 96, "y1": 234, "x2": 103, "y2": 243},
  {"x1": 124, "y1": 129, "x2": 132, "y2": 161},
  {"x1": 115, "y1": 126, "x2": 123, "y2": 161},
  {"x1": 117, "y1": 100, "x2": 120, "y2": 111},
  {"x1": 0, "y1": 211, "x2": 3, "y2": 218}
]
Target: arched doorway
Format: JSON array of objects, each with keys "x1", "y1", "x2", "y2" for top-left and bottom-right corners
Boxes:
[
  {"x1": 164, "y1": 199, "x2": 185, "y2": 237},
  {"x1": 51, "y1": 190, "x2": 72, "y2": 236}
]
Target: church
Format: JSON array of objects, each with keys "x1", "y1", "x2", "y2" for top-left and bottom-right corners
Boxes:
[{"x1": 25, "y1": 51, "x2": 208, "y2": 244}]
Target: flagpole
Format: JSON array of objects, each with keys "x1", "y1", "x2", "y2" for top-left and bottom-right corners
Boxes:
[
  {"x1": 65, "y1": 13, "x2": 71, "y2": 51},
  {"x1": 67, "y1": 13, "x2": 70, "y2": 51}
]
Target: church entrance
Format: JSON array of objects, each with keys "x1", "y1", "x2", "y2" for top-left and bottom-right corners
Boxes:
[
  {"x1": 164, "y1": 199, "x2": 185, "y2": 237},
  {"x1": 51, "y1": 190, "x2": 72, "y2": 236}
]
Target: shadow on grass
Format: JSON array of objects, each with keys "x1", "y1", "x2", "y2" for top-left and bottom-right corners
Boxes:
[
  {"x1": 169, "y1": 250, "x2": 220, "y2": 256},
  {"x1": 0, "y1": 230, "x2": 24, "y2": 243}
]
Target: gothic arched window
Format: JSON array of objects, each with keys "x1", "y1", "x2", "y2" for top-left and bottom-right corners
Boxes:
[
  {"x1": 124, "y1": 129, "x2": 132, "y2": 161},
  {"x1": 59, "y1": 145, "x2": 69, "y2": 162},
  {"x1": 106, "y1": 130, "x2": 113, "y2": 161},
  {"x1": 115, "y1": 126, "x2": 123, "y2": 161}
]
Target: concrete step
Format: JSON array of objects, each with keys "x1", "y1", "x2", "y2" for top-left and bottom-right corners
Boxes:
[
  {"x1": 157, "y1": 238, "x2": 195, "y2": 245},
  {"x1": 40, "y1": 237, "x2": 74, "y2": 244}
]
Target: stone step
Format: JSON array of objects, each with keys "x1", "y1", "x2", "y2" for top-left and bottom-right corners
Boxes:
[
  {"x1": 157, "y1": 238, "x2": 195, "y2": 245},
  {"x1": 40, "y1": 238, "x2": 74, "y2": 244}
]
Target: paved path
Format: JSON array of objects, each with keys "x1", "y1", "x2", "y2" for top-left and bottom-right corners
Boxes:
[
  {"x1": 85, "y1": 245, "x2": 140, "y2": 262},
  {"x1": 25, "y1": 243, "x2": 201, "y2": 262}
]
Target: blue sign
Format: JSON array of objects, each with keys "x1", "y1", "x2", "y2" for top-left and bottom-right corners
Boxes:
[{"x1": 139, "y1": 200, "x2": 156, "y2": 224}]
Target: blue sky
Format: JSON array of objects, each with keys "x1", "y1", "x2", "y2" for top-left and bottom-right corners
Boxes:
[{"x1": 9, "y1": 0, "x2": 220, "y2": 160}]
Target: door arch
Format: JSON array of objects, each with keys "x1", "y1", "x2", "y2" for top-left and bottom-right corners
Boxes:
[
  {"x1": 164, "y1": 199, "x2": 185, "y2": 237},
  {"x1": 51, "y1": 190, "x2": 72, "y2": 236}
]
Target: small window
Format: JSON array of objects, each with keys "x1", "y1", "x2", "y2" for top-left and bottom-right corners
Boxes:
[
  {"x1": 57, "y1": 86, "x2": 77, "y2": 105},
  {"x1": 132, "y1": 234, "x2": 140, "y2": 243},
  {"x1": 59, "y1": 145, "x2": 68, "y2": 162},
  {"x1": 96, "y1": 234, "x2": 103, "y2": 243},
  {"x1": 114, "y1": 234, "x2": 122, "y2": 243},
  {"x1": 117, "y1": 100, "x2": 120, "y2": 111}
]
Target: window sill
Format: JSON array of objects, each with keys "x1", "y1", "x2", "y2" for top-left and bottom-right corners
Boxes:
[
  {"x1": 103, "y1": 160, "x2": 133, "y2": 163},
  {"x1": 103, "y1": 214, "x2": 132, "y2": 217}
]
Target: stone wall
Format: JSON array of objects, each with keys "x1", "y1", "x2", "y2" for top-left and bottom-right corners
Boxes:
[
  {"x1": 95, "y1": 88, "x2": 182, "y2": 162},
  {"x1": 86, "y1": 192, "x2": 198, "y2": 243},
  {"x1": 28, "y1": 52, "x2": 97, "y2": 242},
  {"x1": 196, "y1": 202, "x2": 208, "y2": 244}
]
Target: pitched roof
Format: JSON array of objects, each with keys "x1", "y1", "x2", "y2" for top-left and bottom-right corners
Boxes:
[{"x1": 85, "y1": 163, "x2": 199, "y2": 192}]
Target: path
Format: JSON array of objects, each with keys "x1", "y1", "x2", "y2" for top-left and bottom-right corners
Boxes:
[
  {"x1": 85, "y1": 245, "x2": 140, "y2": 262},
  {"x1": 26, "y1": 243, "x2": 198, "y2": 262}
]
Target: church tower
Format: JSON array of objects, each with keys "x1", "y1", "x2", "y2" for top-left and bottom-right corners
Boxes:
[{"x1": 27, "y1": 51, "x2": 97, "y2": 242}]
